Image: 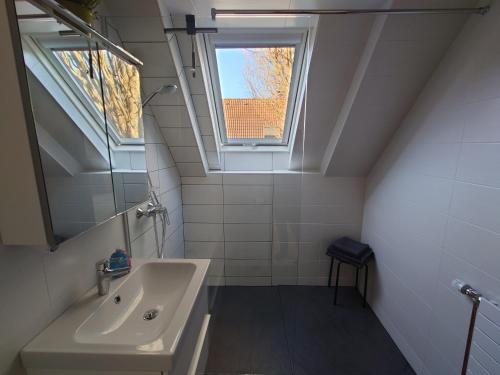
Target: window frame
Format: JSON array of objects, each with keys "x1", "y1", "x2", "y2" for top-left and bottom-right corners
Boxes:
[
  {"x1": 203, "y1": 29, "x2": 308, "y2": 150},
  {"x1": 33, "y1": 36, "x2": 144, "y2": 147}
]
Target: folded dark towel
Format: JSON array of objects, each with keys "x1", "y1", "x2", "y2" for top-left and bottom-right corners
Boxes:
[
  {"x1": 326, "y1": 237, "x2": 373, "y2": 266},
  {"x1": 331, "y1": 251, "x2": 373, "y2": 267}
]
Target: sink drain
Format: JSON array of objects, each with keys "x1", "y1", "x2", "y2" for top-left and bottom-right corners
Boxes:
[{"x1": 143, "y1": 309, "x2": 159, "y2": 321}]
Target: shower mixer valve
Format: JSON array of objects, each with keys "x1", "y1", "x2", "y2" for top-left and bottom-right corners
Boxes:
[{"x1": 136, "y1": 201, "x2": 167, "y2": 219}]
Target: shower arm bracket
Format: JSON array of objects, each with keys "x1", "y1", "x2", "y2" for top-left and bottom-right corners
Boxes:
[{"x1": 164, "y1": 15, "x2": 218, "y2": 78}]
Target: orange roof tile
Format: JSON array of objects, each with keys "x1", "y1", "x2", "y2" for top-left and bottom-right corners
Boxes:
[{"x1": 223, "y1": 98, "x2": 287, "y2": 139}]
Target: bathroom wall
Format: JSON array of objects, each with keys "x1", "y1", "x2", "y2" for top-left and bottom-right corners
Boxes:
[
  {"x1": 103, "y1": 0, "x2": 209, "y2": 178},
  {"x1": 0, "y1": 3, "x2": 186, "y2": 374},
  {"x1": 362, "y1": 2, "x2": 500, "y2": 374},
  {"x1": 0, "y1": 216, "x2": 126, "y2": 375},
  {"x1": 0, "y1": 66, "x2": 184, "y2": 375},
  {"x1": 45, "y1": 172, "x2": 115, "y2": 239},
  {"x1": 183, "y1": 173, "x2": 364, "y2": 285},
  {"x1": 126, "y1": 112, "x2": 184, "y2": 259}
]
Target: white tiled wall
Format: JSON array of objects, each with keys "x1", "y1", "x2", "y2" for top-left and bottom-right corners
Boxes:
[
  {"x1": 0, "y1": 216, "x2": 126, "y2": 375},
  {"x1": 128, "y1": 112, "x2": 184, "y2": 259},
  {"x1": 0, "y1": 2, "x2": 186, "y2": 374},
  {"x1": 182, "y1": 173, "x2": 364, "y2": 286},
  {"x1": 105, "y1": 3, "x2": 207, "y2": 177},
  {"x1": 362, "y1": 3, "x2": 500, "y2": 374},
  {"x1": 45, "y1": 172, "x2": 115, "y2": 239},
  {"x1": 112, "y1": 171, "x2": 148, "y2": 213}
]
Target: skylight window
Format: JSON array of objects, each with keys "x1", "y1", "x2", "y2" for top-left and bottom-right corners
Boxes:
[
  {"x1": 203, "y1": 31, "x2": 308, "y2": 148},
  {"x1": 53, "y1": 49, "x2": 143, "y2": 144},
  {"x1": 216, "y1": 47, "x2": 294, "y2": 142}
]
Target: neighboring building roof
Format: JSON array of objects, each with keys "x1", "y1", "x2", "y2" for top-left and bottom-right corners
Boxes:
[{"x1": 223, "y1": 98, "x2": 287, "y2": 139}]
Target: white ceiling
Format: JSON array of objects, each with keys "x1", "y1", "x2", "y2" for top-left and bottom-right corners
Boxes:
[{"x1": 162, "y1": 0, "x2": 388, "y2": 18}]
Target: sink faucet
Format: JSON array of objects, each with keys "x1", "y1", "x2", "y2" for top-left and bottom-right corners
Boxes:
[{"x1": 96, "y1": 259, "x2": 131, "y2": 296}]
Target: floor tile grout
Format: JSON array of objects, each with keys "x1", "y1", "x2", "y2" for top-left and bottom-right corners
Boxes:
[
  {"x1": 277, "y1": 286, "x2": 296, "y2": 375},
  {"x1": 205, "y1": 286, "x2": 414, "y2": 375}
]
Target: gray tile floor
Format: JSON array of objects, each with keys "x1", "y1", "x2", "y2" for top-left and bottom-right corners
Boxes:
[{"x1": 204, "y1": 286, "x2": 415, "y2": 375}]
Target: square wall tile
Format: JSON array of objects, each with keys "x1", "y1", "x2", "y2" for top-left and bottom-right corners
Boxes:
[
  {"x1": 224, "y1": 223, "x2": 272, "y2": 242},
  {"x1": 223, "y1": 204, "x2": 272, "y2": 223},
  {"x1": 272, "y1": 242, "x2": 299, "y2": 262},
  {"x1": 185, "y1": 241, "x2": 224, "y2": 259},
  {"x1": 152, "y1": 106, "x2": 190, "y2": 127},
  {"x1": 181, "y1": 174, "x2": 222, "y2": 185},
  {"x1": 161, "y1": 128, "x2": 197, "y2": 146},
  {"x1": 223, "y1": 173, "x2": 273, "y2": 185},
  {"x1": 159, "y1": 167, "x2": 181, "y2": 193},
  {"x1": 143, "y1": 114, "x2": 164, "y2": 143},
  {"x1": 184, "y1": 223, "x2": 224, "y2": 242},
  {"x1": 225, "y1": 242, "x2": 272, "y2": 259},
  {"x1": 456, "y1": 143, "x2": 500, "y2": 188},
  {"x1": 183, "y1": 204, "x2": 223, "y2": 223},
  {"x1": 273, "y1": 223, "x2": 300, "y2": 243},
  {"x1": 223, "y1": 185, "x2": 273, "y2": 204},
  {"x1": 225, "y1": 260, "x2": 271, "y2": 277},
  {"x1": 157, "y1": 144, "x2": 175, "y2": 169},
  {"x1": 182, "y1": 184, "x2": 223, "y2": 204},
  {"x1": 177, "y1": 162, "x2": 205, "y2": 177},
  {"x1": 170, "y1": 147, "x2": 202, "y2": 163},
  {"x1": 450, "y1": 182, "x2": 500, "y2": 234},
  {"x1": 131, "y1": 227, "x2": 157, "y2": 258}
]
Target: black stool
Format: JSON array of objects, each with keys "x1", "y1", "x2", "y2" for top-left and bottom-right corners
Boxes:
[{"x1": 327, "y1": 237, "x2": 373, "y2": 307}]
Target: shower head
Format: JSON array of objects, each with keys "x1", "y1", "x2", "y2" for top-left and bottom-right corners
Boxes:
[
  {"x1": 141, "y1": 84, "x2": 177, "y2": 108},
  {"x1": 158, "y1": 84, "x2": 178, "y2": 95}
]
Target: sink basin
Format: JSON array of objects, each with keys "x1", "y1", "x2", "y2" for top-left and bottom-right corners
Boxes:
[
  {"x1": 21, "y1": 258, "x2": 210, "y2": 373},
  {"x1": 76, "y1": 262, "x2": 195, "y2": 346}
]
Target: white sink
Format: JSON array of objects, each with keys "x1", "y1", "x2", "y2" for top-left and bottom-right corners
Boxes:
[{"x1": 21, "y1": 258, "x2": 210, "y2": 374}]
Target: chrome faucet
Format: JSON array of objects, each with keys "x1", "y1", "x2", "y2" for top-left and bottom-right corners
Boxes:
[
  {"x1": 95, "y1": 259, "x2": 131, "y2": 296},
  {"x1": 136, "y1": 201, "x2": 167, "y2": 218}
]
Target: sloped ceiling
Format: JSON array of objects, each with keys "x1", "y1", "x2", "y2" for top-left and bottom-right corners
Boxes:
[
  {"x1": 112, "y1": 0, "x2": 478, "y2": 176},
  {"x1": 159, "y1": 0, "x2": 478, "y2": 176},
  {"x1": 289, "y1": 13, "x2": 376, "y2": 171},
  {"x1": 319, "y1": 0, "x2": 476, "y2": 176}
]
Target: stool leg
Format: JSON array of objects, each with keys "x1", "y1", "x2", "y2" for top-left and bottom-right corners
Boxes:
[
  {"x1": 334, "y1": 261, "x2": 341, "y2": 305},
  {"x1": 328, "y1": 257, "x2": 334, "y2": 288},
  {"x1": 363, "y1": 264, "x2": 369, "y2": 308},
  {"x1": 355, "y1": 267, "x2": 359, "y2": 289}
]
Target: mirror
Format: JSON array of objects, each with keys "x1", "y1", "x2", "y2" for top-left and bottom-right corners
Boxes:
[
  {"x1": 13, "y1": 0, "x2": 148, "y2": 245},
  {"x1": 97, "y1": 45, "x2": 149, "y2": 212}
]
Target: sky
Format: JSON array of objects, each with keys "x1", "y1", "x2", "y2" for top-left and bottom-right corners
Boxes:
[{"x1": 215, "y1": 48, "x2": 252, "y2": 98}]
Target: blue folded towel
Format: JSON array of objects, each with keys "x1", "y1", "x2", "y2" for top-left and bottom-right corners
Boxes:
[{"x1": 327, "y1": 237, "x2": 373, "y2": 266}]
